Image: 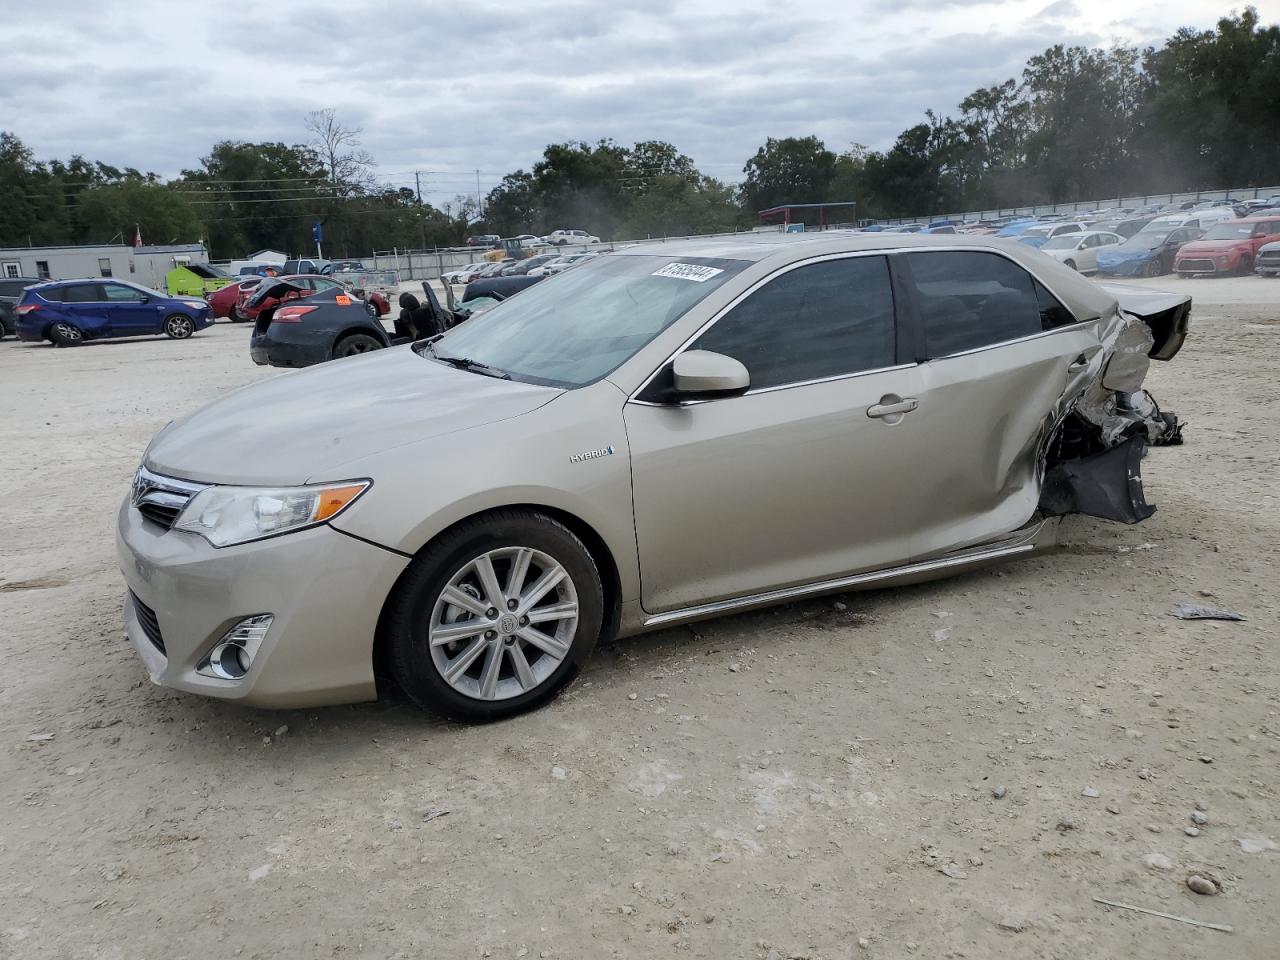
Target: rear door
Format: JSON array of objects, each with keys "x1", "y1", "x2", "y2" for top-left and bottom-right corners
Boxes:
[
  {"x1": 58, "y1": 283, "x2": 111, "y2": 334},
  {"x1": 895, "y1": 250, "x2": 1102, "y2": 560},
  {"x1": 625, "y1": 254, "x2": 926, "y2": 614}
]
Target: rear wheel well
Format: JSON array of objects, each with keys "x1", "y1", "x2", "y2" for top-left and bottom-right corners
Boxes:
[
  {"x1": 371, "y1": 504, "x2": 622, "y2": 695},
  {"x1": 334, "y1": 325, "x2": 389, "y2": 348}
]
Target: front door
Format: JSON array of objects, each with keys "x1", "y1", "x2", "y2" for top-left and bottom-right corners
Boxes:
[
  {"x1": 625, "y1": 254, "x2": 925, "y2": 614},
  {"x1": 102, "y1": 282, "x2": 160, "y2": 335},
  {"x1": 893, "y1": 249, "x2": 1102, "y2": 560}
]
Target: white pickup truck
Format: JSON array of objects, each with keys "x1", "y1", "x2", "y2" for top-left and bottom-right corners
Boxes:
[{"x1": 542, "y1": 229, "x2": 600, "y2": 246}]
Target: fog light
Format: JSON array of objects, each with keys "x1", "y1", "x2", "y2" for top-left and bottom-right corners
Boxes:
[{"x1": 199, "y1": 614, "x2": 273, "y2": 680}]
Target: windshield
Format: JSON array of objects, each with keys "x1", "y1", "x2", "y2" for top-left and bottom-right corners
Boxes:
[
  {"x1": 1124, "y1": 229, "x2": 1172, "y2": 249},
  {"x1": 428, "y1": 254, "x2": 748, "y2": 388},
  {"x1": 1201, "y1": 222, "x2": 1253, "y2": 240},
  {"x1": 1022, "y1": 227, "x2": 1052, "y2": 238},
  {"x1": 1042, "y1": 235, "x2": 1080, "y2": 250}
]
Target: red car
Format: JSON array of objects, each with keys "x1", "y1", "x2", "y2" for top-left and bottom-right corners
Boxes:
[
  {"x1": 236, "y1": 274, "x2": 390, "y2": 322},
  {"x1": 1174, "y1": 215, "x2": 1280, "y2": 277},
  {"x1": 207, "y1": 277, "x2": 263, "y2": 320}
]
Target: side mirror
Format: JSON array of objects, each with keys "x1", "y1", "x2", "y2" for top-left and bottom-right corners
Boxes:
[{"x1": 671, "y1": 350, "x2": 750, "y2": 398}]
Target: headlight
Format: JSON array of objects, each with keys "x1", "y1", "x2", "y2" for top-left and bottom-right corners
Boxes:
[{"x1": 173, "y1": 481, "x2": 370, "y2": 547}]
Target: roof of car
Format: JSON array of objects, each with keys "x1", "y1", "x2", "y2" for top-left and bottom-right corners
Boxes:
[{"x1": 612, "y1": 230, "x2": 1117, "y2": 321}]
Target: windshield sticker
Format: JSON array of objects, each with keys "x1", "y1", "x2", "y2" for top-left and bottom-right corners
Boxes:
[
  {"x1": 335, "y1": 294, "x2": 352, "y2": 305},
  {"x1": 652, "y1": 262, "x2": 725, "y2": 283}
]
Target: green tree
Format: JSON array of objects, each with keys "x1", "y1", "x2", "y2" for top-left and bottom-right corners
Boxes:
[{"x1": 739, "y1": 136, "x2": 837, "y2": 213}]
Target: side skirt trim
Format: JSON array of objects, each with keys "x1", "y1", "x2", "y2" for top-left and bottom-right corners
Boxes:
[{"x1": 641, "y1": 524, "x2": 1047, "y2": 629}]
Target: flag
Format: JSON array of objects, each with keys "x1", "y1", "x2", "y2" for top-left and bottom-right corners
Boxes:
[{"x1": 134, "y1": 225, "x2": 142, "y2": 248}]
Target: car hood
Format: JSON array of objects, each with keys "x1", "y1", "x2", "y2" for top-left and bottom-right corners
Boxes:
[
  {"x1": 144, "y1": 346, "x2": 563, "y2": 485},
  {"x1": 1175, "y1": 239, "x2": 1246, "y2": 255},
  {"x1": 1100, "y1": 245, "x2": 1154, "y2": 259}
]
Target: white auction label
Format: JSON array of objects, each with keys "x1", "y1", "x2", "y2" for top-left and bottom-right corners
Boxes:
[{"x1": 652, "y1": 262, "x2": 725, "y2": 282}]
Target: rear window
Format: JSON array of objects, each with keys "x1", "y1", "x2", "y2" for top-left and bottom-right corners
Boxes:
[{"x1": 904, "y1": 251, "x2": 1044, "y2": 356}]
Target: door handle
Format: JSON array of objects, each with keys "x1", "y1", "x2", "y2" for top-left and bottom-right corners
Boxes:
[
  {"x1": 867, "y1": 396, "x2": 918, "y2": 419},
  {"x1": 1068, "y1": 353, "x2": 1091, "y2": 372}
]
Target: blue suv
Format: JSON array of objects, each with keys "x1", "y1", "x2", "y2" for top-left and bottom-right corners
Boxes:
[{"x1": 15, "y1": 279, "x2": 214, "y2": 346}]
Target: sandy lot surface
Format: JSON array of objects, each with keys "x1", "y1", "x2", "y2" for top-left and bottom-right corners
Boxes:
[{"x1": 1, "y1": 275, "x2": 1277, "y2": 959}]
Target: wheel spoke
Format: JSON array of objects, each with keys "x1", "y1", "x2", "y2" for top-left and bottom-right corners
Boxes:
[
  {"x1": 429, "y1": 619, "x2": 487, "y2": 647},
  {"x1": 517, "y1": 625, "x2": 569, "y2": 659},
  {"x1": 473, "y1": 553, "x2": 505, "y2": 609},
  {"x1": 516, "y1": 567, "x2": 566, "y2": 615},
  {"x1": 509, "y1": 643, "x2": 536, "y2": 690},
  {"x1": 441, "y1": 584, "x2": 488, "y2": 618},
  {"x1": 504, "y1": 547, "x2": 533, "y2": 599},
  {"x1": 444, "y1": 636, "x2": 490, "y2": 682},
  {"x1": 526, "y1": 600, "x2": 578, "y2": 625},
  {"x1": 478, "y1": 641, "x2": 503, "y2": 699}
]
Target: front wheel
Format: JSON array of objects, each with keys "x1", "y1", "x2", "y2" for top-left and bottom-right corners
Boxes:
[
  {"x1": 366, "y1": 301, "x2": 380, "y2": 319},
  {"x1": 164, "y1": 314, "x2": 195, "y2": 339},
  {"x1": 1064, "y1": 259, "x2": 1077, "y2": 271},
  {"x1": 1237, "y1": 256, "x2": 1254, "y2": 277},
  {"x1": 385, "y1": 510, "x2": 604, "y2": 722},
  {"x1": 332, "y1": 332, "x2": 383, "y2": 359},
  {"x1": 1143, "y1": 259, "x2": 1161, "y2": 278}
]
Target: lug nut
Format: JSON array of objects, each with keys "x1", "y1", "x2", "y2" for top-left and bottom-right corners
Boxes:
[
  {"x1": 507, "y1": 599, "x2": 518, "y2": 611},
  {"x1": 486, "y1": 607, "x2": 498, "y2": 618},
  {"x1": 485, "y1": 630, "x2": 496, "y2": 640},
  {"x1": 519, "y1": 615, "x2": 529, "y2": 626}
]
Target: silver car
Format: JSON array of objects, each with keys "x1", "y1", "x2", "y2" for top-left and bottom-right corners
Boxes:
[{"x1": 118, "y1": 233, "x2": 1189, "y2": 721}]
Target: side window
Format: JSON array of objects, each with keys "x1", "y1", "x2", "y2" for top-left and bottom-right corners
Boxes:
[
  {"x1": 1034, "y1": 280, "x2": 1077, "y2": 330},
  {"x1": 36, "y1": 260, "x2": 50, "y2": 279},
  {"x1": 98, "y1": 258, "x2": 113, "y2": 277},
  {"x1": 60, "y1": 284, "x2": 104, "y2": 303},
  {"x1": 2, "y1": 262, "x2": 20, "y2": 278},
  {"x1": 903, "y1": 251, "x2": 1042, "y2": 356},
  {"x1": 690, "y1": 256, "x2": 897, "y2": 390},
  {"x1": 103, "y1": 284, "x2": 145, "y2": 302}
]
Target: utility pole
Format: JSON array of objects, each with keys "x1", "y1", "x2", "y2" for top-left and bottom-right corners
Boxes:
[
  {"x1": 414, "y1": 171, "x2": 423, "y2": 204},
  {"x1": 476, "y1": 169, "x2": 483, "y2": 217}
]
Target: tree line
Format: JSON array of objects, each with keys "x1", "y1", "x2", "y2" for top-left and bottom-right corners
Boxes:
[{"x1": 0, "y1": 9, "x2": 1275, "y2": 257}]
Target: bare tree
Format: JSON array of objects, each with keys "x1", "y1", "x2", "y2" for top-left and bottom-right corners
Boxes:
[{"x1": 305, "y1": 108, "x2": 376, "y2": 197}]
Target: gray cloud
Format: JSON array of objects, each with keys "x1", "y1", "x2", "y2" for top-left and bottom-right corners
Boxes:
[{"x1": 0, "y1": 0, "x2": 1216, "y2": 202}]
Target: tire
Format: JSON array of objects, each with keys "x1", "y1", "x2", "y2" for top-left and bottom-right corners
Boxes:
[
  {"x1": 332, "y1": 332, "x2": 384, "y2": 359},
  {"x1": 163, "y1": 314, "x2": 195, "y2": 339},
  {"x1": 1236, "y1": 256, "x2": 1254, "y2": 277},
  {"x1": 366, "y1": 301, "x2": 380, "y2": 319},
  {"x1": 49, "y1": 321, "x2": 83, "y2": 347},
  {"x1": 1142, "y1": 260, "x2": 1160, "y2": 278},
  {"x1": 1064, "y1": 259, "x2": 1077, "y2": 271},
  {"x1": 229, "y1": 307, "x2": 244, "y2": 323},
  {"x1": 385, "y1": 509, "x2": 604, "y2": 722}
]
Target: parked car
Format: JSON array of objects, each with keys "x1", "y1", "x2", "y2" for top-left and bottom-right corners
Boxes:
[
  {"x1": 500, "y1": 254, "x2": 559, "y2": 276},
  {"x1": 1037, "y1": 230, "x2": 1125, "y2": 274},
  {"x1": 118, "y1": 233, "x2": 1188, "y2": 721},
  {"x1": 542, "y1": 229, "x2": 600, "y2": 245},
  {"x1": 238, "y1": 264, "x2": 284, "y2": 277},
  {"x1": 1017, "y1": 222, "x2": 1085, "y2": 249},
  {"x1": 332, "y1": 270, "x2": 395, "y2": 318},
  {"x1": 461, "y1": 275, "x2": 544, "y2": 302},
  {"x1": 1256, "y1": 240, "x2": 1280, "y2": 277},
  {"x1": 281, "y1": 258, "x2": 332, "y2": 276},
  {"x1": 14, "y1": 279, "x2": 213, "y2": 346},
  {"x1": 442, "y1": 262, "x2": 489, "y2": 285},
  {"x1": 1087, "y1": 216, "x2": 1155, "y2": 239},
  {"x1": 475, "y1": 260, "x2": 515, "y2": 279},
  {"x1": 1095, "y1": 224, "x2": 1203, "y2": 277},
  {"x1": 1173, "y1": 216, "x2": 1280, "y2": 277},
  {"x1": 0, "y1": 276, "x2": 41, "y2": 340},
  {"x1": 994, "y1": 219, "x2": 1039, "y2": 237},
  {"x1": 510, "y1": 234, "x2": 544, "y2": 247},
  {"x1": 208, "y1": 277, "x2": 263, "y2": 320},
  {"x1": 465, "y1": 235, "x2": 501, "y2": 248},
  {"x1": 249, "y1": 283, "x2": 396, "y2": 368},
  {"x1": 236, "y1": 274, "x2": 349, "y2": 323},
  {"x1": 540, "y1": 252, "x2": 598, "y2": 275},
  {"x1": 330, "y1": 260, "x2": 367, "y2": 273}
]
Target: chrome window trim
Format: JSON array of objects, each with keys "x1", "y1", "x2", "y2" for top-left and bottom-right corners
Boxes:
[{"x1": 626, "y1": 243, "x2": 1095, "y2": 406}]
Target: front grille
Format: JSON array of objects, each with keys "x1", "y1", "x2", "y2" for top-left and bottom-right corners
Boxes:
[
  {"x1": 131, "y1": 591, "x2": 165, "y2": 654},
  {"x1": 131, "y1": 466, "x2": 206, "y2": 531},
  {"x1": 1178, "y1": 259, "x2": 1217, "y2": 273},
  {"x1": 1258, "y1": 252, "x2": 1280, "y2": 267}
]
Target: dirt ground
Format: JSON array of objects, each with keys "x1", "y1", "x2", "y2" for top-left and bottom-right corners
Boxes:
[{"x1": 1, "y1": 275, "x2": 1277, "y2": 960}]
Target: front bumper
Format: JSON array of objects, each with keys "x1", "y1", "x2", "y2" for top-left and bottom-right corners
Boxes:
[
  {"x1": 1176, "y1": 257, "x2": 1228, "y2": 275},
  {"x1": 1096, "y1": 258, "x2": 1150, "y2": 277},
  {"x1": 117, "y1": 497, "x2": 409, "y2": 708}
]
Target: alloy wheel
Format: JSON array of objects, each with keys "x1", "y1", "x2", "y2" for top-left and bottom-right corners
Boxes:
[
  {"x1": 54, "y1": 322, "x2": 82, "y2": 342},
  {"x1": 165, "y1": 315, "x2": 193, "y2": 338},
  {"x1": 428, "y1": 546, "x2": 579, "y2": 701}
]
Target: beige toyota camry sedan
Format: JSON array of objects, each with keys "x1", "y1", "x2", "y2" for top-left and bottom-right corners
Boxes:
[{"x1": 118, "y1": 233, "x2": 1189, "y2": 721}]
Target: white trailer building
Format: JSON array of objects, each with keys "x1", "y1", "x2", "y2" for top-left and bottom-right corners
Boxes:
[{"x1": 0, "y1": 242, "x2": 209, "y2": 289}]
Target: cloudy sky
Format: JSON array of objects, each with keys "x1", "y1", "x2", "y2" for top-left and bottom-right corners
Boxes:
[{"x1": 2, "y1": 0, "x2": 1273, "y2": 206}]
